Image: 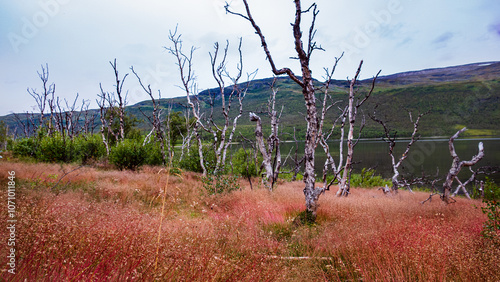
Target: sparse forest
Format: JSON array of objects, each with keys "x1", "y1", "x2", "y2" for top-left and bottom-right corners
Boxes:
[{"x1": 1, "y1": 0, "x2": 499, "y2": 280}]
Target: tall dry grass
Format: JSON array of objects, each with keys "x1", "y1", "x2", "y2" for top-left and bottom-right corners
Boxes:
[{"x1": 0, "y1": 160, "x2": 498, "y2": 281}]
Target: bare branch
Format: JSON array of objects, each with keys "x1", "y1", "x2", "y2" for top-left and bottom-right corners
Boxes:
[{"x1": 225, "y1": 0, "x2": 303, "y2": 86}]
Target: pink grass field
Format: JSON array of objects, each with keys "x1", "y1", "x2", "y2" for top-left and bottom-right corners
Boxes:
[{"x1": 1, "y1": 160, "x2": 499, "y2": 281}]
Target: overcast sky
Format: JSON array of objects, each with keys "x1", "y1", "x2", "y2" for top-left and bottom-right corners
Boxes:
[{"x1": 1, "y1": 0, "x2": 499, "y2": 116}]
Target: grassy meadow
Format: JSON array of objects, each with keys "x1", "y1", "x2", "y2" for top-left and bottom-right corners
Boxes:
[{"x1": 1, "y1": 160, "x2": 499, "y2": 281}]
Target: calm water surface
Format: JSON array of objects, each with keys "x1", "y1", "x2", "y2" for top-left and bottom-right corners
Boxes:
[{"x1": 279, "y1": 138, "x2": 500, "y2": 184}]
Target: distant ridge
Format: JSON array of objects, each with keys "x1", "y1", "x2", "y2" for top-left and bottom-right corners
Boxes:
[
  {"x1": 2, "y1": 61, "x2": 500, "y2": 138},
  {"x1": 372, "y1": 61, "x2": 500, "y2": 85}
]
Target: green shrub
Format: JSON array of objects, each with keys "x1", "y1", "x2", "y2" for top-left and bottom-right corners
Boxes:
[
  {"x1": 179, "y1": 144, "x2": 216, "y2": 173},
  {"x1": 481, "y1": 178, "x2": 500, "y2": 240},
  {"x1": 202, "y1": 172, "x2": 239, "y2": 195},
  {"x1": 279, "y1": 171, "x2": 304, "y2": 182},
  {"x1": 109, "y1": 139, "x2": 146, "y2": 170},
  {"x1": 350, "y1": 168, "x2": 391, "y2": 188},
  {"x1": 38, "y1": 134, "x2": 76, "y2": 163},
  {"x1": 12, "y1": 138, "x2": 39, "y2": 158},
  {"x1": 143, "y1": 142, "x2": 165, "y2": 166},
  {"x1": 231, "y1": 148, "x2": 261, "y2": 177},
  {"x1": 75, "y1": 134, "x2": 106, "y2": 164}
]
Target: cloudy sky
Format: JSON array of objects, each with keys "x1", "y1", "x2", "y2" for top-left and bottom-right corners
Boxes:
[{"x1": 1, "y1": 0, "x2": 499, "y2": 116}]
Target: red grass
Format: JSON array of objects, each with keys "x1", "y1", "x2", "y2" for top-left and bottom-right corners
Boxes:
[{"x1": 0, "y1": 160, "x2": 498, "y2": 281}]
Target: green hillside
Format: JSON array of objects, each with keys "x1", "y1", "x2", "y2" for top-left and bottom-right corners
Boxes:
[{"x1": 3, "y1": 62, "x2": 500, "y2": 140}]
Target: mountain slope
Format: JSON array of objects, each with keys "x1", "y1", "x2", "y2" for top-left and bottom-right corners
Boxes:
[
  {"x1": 372, "y1": 61, "x2": 500, "y2": 86},
  {"x1": 3, "y1": 62, "x2": 500, "y2": 139}
]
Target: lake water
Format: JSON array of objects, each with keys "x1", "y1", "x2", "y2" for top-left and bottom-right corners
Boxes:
[{"x1": 279, "y1": 138, "x2": 500, "y2": 185}]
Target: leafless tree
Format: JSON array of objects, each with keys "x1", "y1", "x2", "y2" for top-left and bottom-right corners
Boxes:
[
  {"x1": 96, "y1": 59, "x2": 129, "y2": 152},
  {"x1": 336, "y1": 63, "x2": 379, "y2": 196},
  {"x1": 166, "y1": 29, "x2": 207, "y2": 175},
  {"x1": 12, "y1": 112, "x2": 33, "y2": 137},
  {"x1": 207, "y1": 39, "x2": 251, "y2": 175},
  {"x1": 131, "y1": 66, "x2": 169, "y2": 164},
  {"x1": 250, "y1": 78, "x2": 283, "y2": 190},
  {"x1": 80, "y1": 99, "x2": 98, "y2": 136},
  {"x1": 227, "y1": 0, "x2": 327, "y2": 216},
  {"x1": 110, "y1": 59, "x2": 128, "y2": 142},
  {"x1": 370, "y1": 106, "x2": 428, "y2": 193},
  {"x1": 27, "y1": 64, "x2": 55, "y2": 133},
  {"x1": 167, "y1": 28, "x2": 254, "y2": 176},
  {"x1": 227, "y1": 0, "x2": 379, "y2": 217},
  {"x1": 62, "y1": 94, "x2": 80, "y2": 139},
  {"x1": 97, "y1": 86, "x2": 111, "y2": 155},
  {"x1": 178, "y1": 109, "x2": 196, "y2": 162},
  {"x1": 291, "y1": 127, "x2": 305, "y2": 181},
  {"x1": 442, "y1": 127, "x2": 484, "y2": 203}
]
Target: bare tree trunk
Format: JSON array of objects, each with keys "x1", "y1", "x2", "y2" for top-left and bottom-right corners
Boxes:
[
  {"x1": 167, "y1": 29, "x2": 207, "y2": 176},
  {"x1": 132, "y1": 66, "x2": 168, "y2": 164},
  {"x1": 336, "y1": 62, "x2": 379, "y2": 196},
  {"x1": 291, "y1": 128, "x2": 304, "y2": 181},
  {"x1": 370, "y1": 107, "x2": 428, "y2": 193},
  {"x1": 442, "y1": 127, "x2": 484, "y2": 203},
  {"x1": 209, "y1": 40, "x2": 246, "y2": 175},
  {"x1": 179, "y1": 110, "x2": 195, "y2": 162},
  {"x1": 97, "y1": 87, "x2": 110, "y2": 156},
  {"x1": 250, "y1": 79, "x2": 283, "y2": 190},
  {"x1": 110, "y1": 59, "x2": 128, "y2": 142},
  {"x1": 250, "y1": 112, "x2": 273, "y2": 188},
  {"x1": 27, "y1": 64, "x2": 55, "y2": 134},
  {"x1": 228, "y1": 0, "x2": 326, "y2": 218}
]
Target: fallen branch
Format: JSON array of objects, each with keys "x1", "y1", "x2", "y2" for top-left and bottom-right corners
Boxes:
[
  {"x1": 264, "y1": 255, "x2": 333, "y2": 261},
  {"x1": 51, "y1": 165, "x2": 86, "y2": 191}
]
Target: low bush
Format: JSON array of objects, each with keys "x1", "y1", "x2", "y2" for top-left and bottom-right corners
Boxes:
[
  {"x1": 143, "y1": 142, "x2": 165, "y2": 166},
  {"x1": 481, "y1": 178, "x2": 500, "y2": 241},
  {"x1": 350, "y1": 168, "x2": 391, "y2": 188},
  {"x1": 230, "y1": 148, "x2": 261, "y2": 177},
  {"x1": 202, "y1": 172, "x2": 240, "y2": 195},
  {"x1": 12, "y1": 137, "x2": 39, "y2": 159},
  {"x1": 179, "y1": 144, "x2": 216, "y2": 173},
  {"x1": 75, "y1": 134, "x2": 106, "y2": 164},
  {"x1": 109, "y1": 139, "x2": 146, "y2": 170}
]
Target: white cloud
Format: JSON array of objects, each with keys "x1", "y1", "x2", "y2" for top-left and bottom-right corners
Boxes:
[{"x1": 1, "y1": 0, "x2": 499, "y2": 116}]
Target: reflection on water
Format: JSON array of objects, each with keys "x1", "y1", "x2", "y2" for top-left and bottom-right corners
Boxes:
[{"x1": 278, "y1": 138, "x2": 500, "y2": 184}]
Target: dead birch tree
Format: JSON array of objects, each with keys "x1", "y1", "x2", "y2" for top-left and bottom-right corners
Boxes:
[
  {"x1": 97, "y1": 59, "x2": 130, "y2": 151},
  {"x1": 178, "y1": 110, "x2": 196, "y2": 162},
  {"x1": 442, "y1": 127, "x2": 485, "y2": 204},
  {"x1": 97, "y1": 87, "x2": 111, "y2": 156},
  {"x1": 370, "y1": 106, "x2": 428, "y2": 193},
  {"x1": 227, "y1": 0, "x2": 379, "y2": 217},
  {"x1": 336, "y1": 63, "x2": 379, "y2": 196},
  {"x1": 110, "y1": 59, "x2": 128, "y2": 142},
  {"x1": 249, "y1": 79, "x2": 282, "y2": 190},
  {"x1": 131, "y1": 66, "x2": 169, "y2": 164},
  {"x1": 27, "y1": 64, "x2": 54, "y2": 133},
  {"x1": 167, "y1": 28, "x2": 253, "y2": 176},
  {"x1": 452, "y1": 166, "x2": 499, "y2": 199},
  {"x1": 167, "y1": 29, "x2": 207, "y2": 176},
  {"x1": 207, "y1": 39, "x2": 251, "y2": 175}
]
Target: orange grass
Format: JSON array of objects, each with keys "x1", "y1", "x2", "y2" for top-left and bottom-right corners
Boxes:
[{"x1": 0, "y1": 160, "x2": 498, "y2": 281}]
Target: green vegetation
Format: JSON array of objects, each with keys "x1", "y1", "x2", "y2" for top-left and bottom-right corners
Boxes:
[
  {"x1": 350, "y1": 168, "x2": 392, "y2": 188},
  {"x1": 481, "y1": 178, "x2": 500, "y2": 241},
  {"x1": 109, "y1": 139, "x2": 147, "y2": 170}
]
